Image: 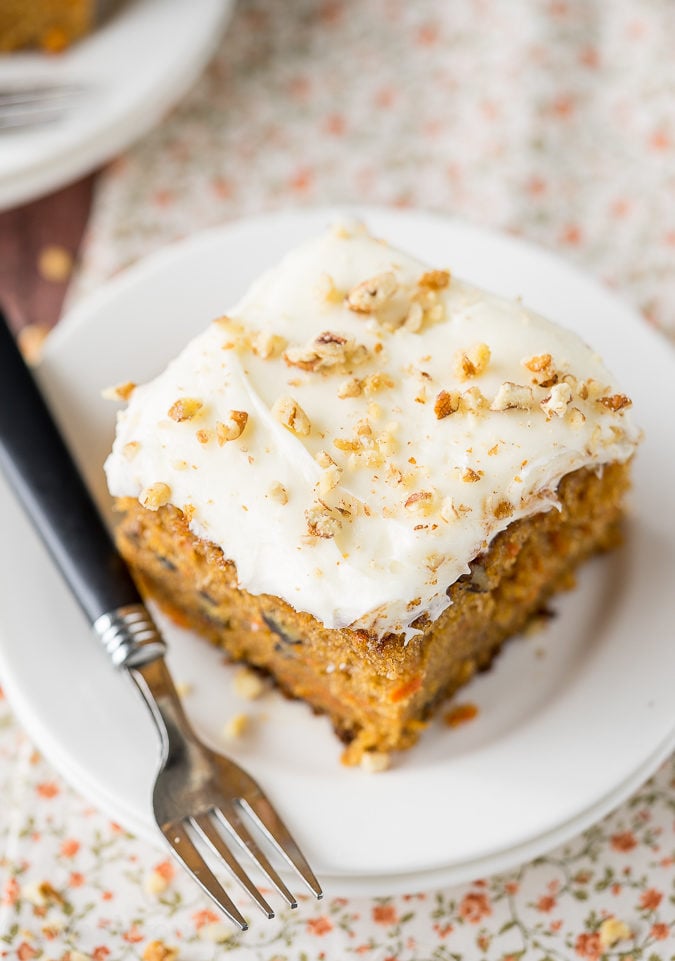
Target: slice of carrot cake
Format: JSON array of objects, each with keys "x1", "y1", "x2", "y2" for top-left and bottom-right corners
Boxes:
[{"x1": 104, "y1": 221, "x2": 640, "y2": 764}]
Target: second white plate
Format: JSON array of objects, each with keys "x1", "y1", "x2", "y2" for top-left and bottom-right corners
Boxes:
[{"x1": 0, "y1": 207, "x2": 673, "y2": 894}]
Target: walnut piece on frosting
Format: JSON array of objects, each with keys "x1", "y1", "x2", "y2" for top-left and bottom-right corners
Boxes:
[
  {"x1": 216, "y1": 410, "x2": 249, "y2": 444},
  {"x1": 306, "y1": 501, "x2": 343, "y2": 538},
  {"x1": 284, "y1": 331, "x2": 369, "y2": 373},
  {"x1": 168, "y1": 397, "x2": 203, "y2": 422},
  {"x1": 454, "y1": 343, "x2": 491, "y2": 381},
  {"x1": 434, "y1": 390, "x2": 461, "y2": 419},
  {"x1": 404, "y1": 490, "x2": 436, "y2": 515},
  {"x1": 140, "y1": 482, "x2": 171, "y2": 511},
  {"x1": 251, "y1": 330, "x2": 287, "y2": 359},
  {"x1": 541, "y1": 382, "x2": 573, "y2": 419},
  {"x1": 598, "y1": 393, "x2": 632, "y2": 412},
  {"x1": 490, "y1": 382, "x2": 535, "y2": 411},
  {"x1": 272, "y1": 395, "x2": 311, "y2": 436},
  {"x1": 346, "y1": 271, "x2": 398, "y2": 313},
  {"x1": 102, "y1": 381, "x2": 136, "y2": 402},
  {"x1": 419, "y1": 269, "x2": 450, "y2": 290},
  {"x1": 268, "y1": 482, "x2": 288, "y2": 504}
]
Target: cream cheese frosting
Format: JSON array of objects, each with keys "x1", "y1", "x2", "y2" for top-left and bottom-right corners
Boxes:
[{"x1": 104, "y1": 222, "x2": 640, "y2": 638}]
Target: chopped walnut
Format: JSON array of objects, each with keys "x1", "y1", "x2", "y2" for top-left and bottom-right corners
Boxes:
[
  {"x1": 403, "y1": 301, "x2": 424, "y2": 332},
  {"x1": 306, "y1": 501, "x2": 343, "y2": 538},
  {"x1": 434, "y1": 389, "x2": 461, "y2": 419},
  {"x1": 541, "y1": 382, "x2": 573, "y2": 418},
  {"x1": 522, "y1": 352, "x2": 559, "y2": 387},
  {"x1": 346, "y1": 271, "x2": 398, "y2": 313},
  {"x1": 168, "y1": 397, "x2": 203, "y2": 422},
  {"x1": 268, "y1": 482, "x2": 288, "y2": 504},
  {"x1": 360, "y1": 751, "x2": 391, "y2": 773},
  {"x1": 316, "y1": 272, "x2": 343, "y2": 303},
  {"x1": 418, "y1": 269, "x2": 450, "y2": 290},
  {"x1": 284, "y1": 331, "x2": 369, "y2": 373},
  {"x1": 363, "y1": 372, "x2": 395, "y2": 394},
  {"x1": 404, "y1": 490, "x2": 436, "y2": 515},
  {"x1": 122, "y1": 441, "x2": 141, "y2": 460},
  {"x1": 101, "y1": 381, "x2": 136, "y2": 402},
  {"x1": 454, "y1": 342, "x2": 491, "y2": 380},
  {"x1": 272, "y1": 395, "x2": 311, "y2": 436},
  {"x1": 461, "y1": 386, "x2": 489, "y2": 412},
  {"x1": 251, "y1": 330, "x2": 287, "y2": 359},
  {"x1": 334, "y1": 437, "x2": 362, "y2": 452},
  {"x1": 490, "y1": 381, "x2": 535, "y2": 411},
  {"x1": 462, "y1": 468, "x2": 482, "y2": 483},
  {"x1": 523, "y1": 353, "x2": 552, "y2": 372},
  {"x1": 214, "y1": 315, "x2": 249, "y2": 350},
  {"x1": 195, "y1": 428, "x2": 213, "y2": 445},
  {"x1": 140, "y1": 482, "x2": 171, "y2": 511},
  {"x1": 598, "y1": 393, "x2": 632, "y2": 412},
  {"x1": 567, "y1": 406, "x2": 586, "y2": 428},
  {"x1": 487, "y1": 495, "x2": 513, "y2": 519},
  {"x1": 216, "y1": 410, "x2": 249, "y2": 444},
  {"x1": 315, "y1": 449, "x2": 336, "y2": 468},
  {"x1": 337, "y1": 377, "x2": 363, "y2": 398},
  {"x1": 318, "y1": 463, "x2": 343, "y2": 495}
]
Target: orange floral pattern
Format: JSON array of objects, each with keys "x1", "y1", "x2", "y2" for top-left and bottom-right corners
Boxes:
[{"x1": 2, "y1": 0, "x2": 675, "y2": 957}]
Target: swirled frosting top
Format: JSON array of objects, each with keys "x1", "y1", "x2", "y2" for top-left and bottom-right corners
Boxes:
[{"x1": 105, "y1": 222, "x2": 640, "y2": 638}]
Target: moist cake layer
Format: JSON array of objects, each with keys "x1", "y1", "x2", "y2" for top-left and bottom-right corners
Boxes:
[
  {"x1": 104, "y1": 223, "x2": 639, "y2": 640},
  {"x1": 112, "y1": 461, "x2": 630, "y2": 761}
]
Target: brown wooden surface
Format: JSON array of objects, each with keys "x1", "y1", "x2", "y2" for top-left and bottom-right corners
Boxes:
[{"x1": 0, "y1": 174, "x2": 97, "y2": 337}]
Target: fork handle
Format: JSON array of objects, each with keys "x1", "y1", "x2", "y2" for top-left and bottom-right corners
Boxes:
[{"x1": 0, "y1": 311, "x2": 165, "y2": 667}]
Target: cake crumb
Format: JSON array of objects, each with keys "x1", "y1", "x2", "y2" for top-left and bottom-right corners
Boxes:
[
  {"x1": 17, "y1": 324, "x2": 50, "y2": 365},
  {"x1": 142, "y1": 941, "x2": 179, "y2": 961},
  {"x1": 140, "y1": 483, "x2": 171, "y2": 511},
  {"x1": 144, "y1": 869, "x2": 169, "y2": 896},
  {"x1": 360, "y1": 751, "x2": 391, "y2": 773},
  {"x1": 598, "y1": 917, "x2": 631, "y2": 948},
  {"x1": 444, "y1": 702, "x2": 479, "y2": 727},
  {"x1": 233, "y1": 667, "x2": 265, "y2": 700},
  {"x1": 223, "y1": 713, "x2": 250, "y2": 740}
]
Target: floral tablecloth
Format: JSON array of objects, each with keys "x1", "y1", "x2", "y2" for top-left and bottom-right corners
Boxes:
[{"x1": 2, "y1": 1, "x2": 674, "y2": 958}]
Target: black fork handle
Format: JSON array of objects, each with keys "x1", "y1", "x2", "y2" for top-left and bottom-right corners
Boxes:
[{"x1": 0, "y1": 310, "x2": 142, "y2": 625}]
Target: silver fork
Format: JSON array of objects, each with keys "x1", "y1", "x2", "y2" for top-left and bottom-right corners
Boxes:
[
  {"x1": 0, "y1": 312, "x2": 323, "y2": 930},
  {"x1": 0, "y1": 82, "x2": 85, "y2": 130}
]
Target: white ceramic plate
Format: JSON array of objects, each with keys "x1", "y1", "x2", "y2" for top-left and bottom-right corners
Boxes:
[
  {"x1": 0, "y1": 0, "x2": 233, "y2": 210},
  {"x1": 1, "y1": 208, "x2": 674, "y2": 897}
]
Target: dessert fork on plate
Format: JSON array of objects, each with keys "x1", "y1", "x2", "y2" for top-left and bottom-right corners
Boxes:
[
  {"x1": 0, "y1": 82, "x2": 85, "y2": 130},
  {"x1": 0, "y1": 312, "x2": 323, "y2": 929}
]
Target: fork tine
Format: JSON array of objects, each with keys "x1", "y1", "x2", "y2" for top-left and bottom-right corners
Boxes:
[
  {"x1": 215, "y1": 805, "x2": 298, "y2": 909},
  {"x1": 191, "y1": 812, "x2": 275, "y2": 919},
  {"x1": 241, "y1": 794, "x2": 323, "y2": 900},
  {"x1": 161, "y1": 821, "x2": 248, "y2": 931}
]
